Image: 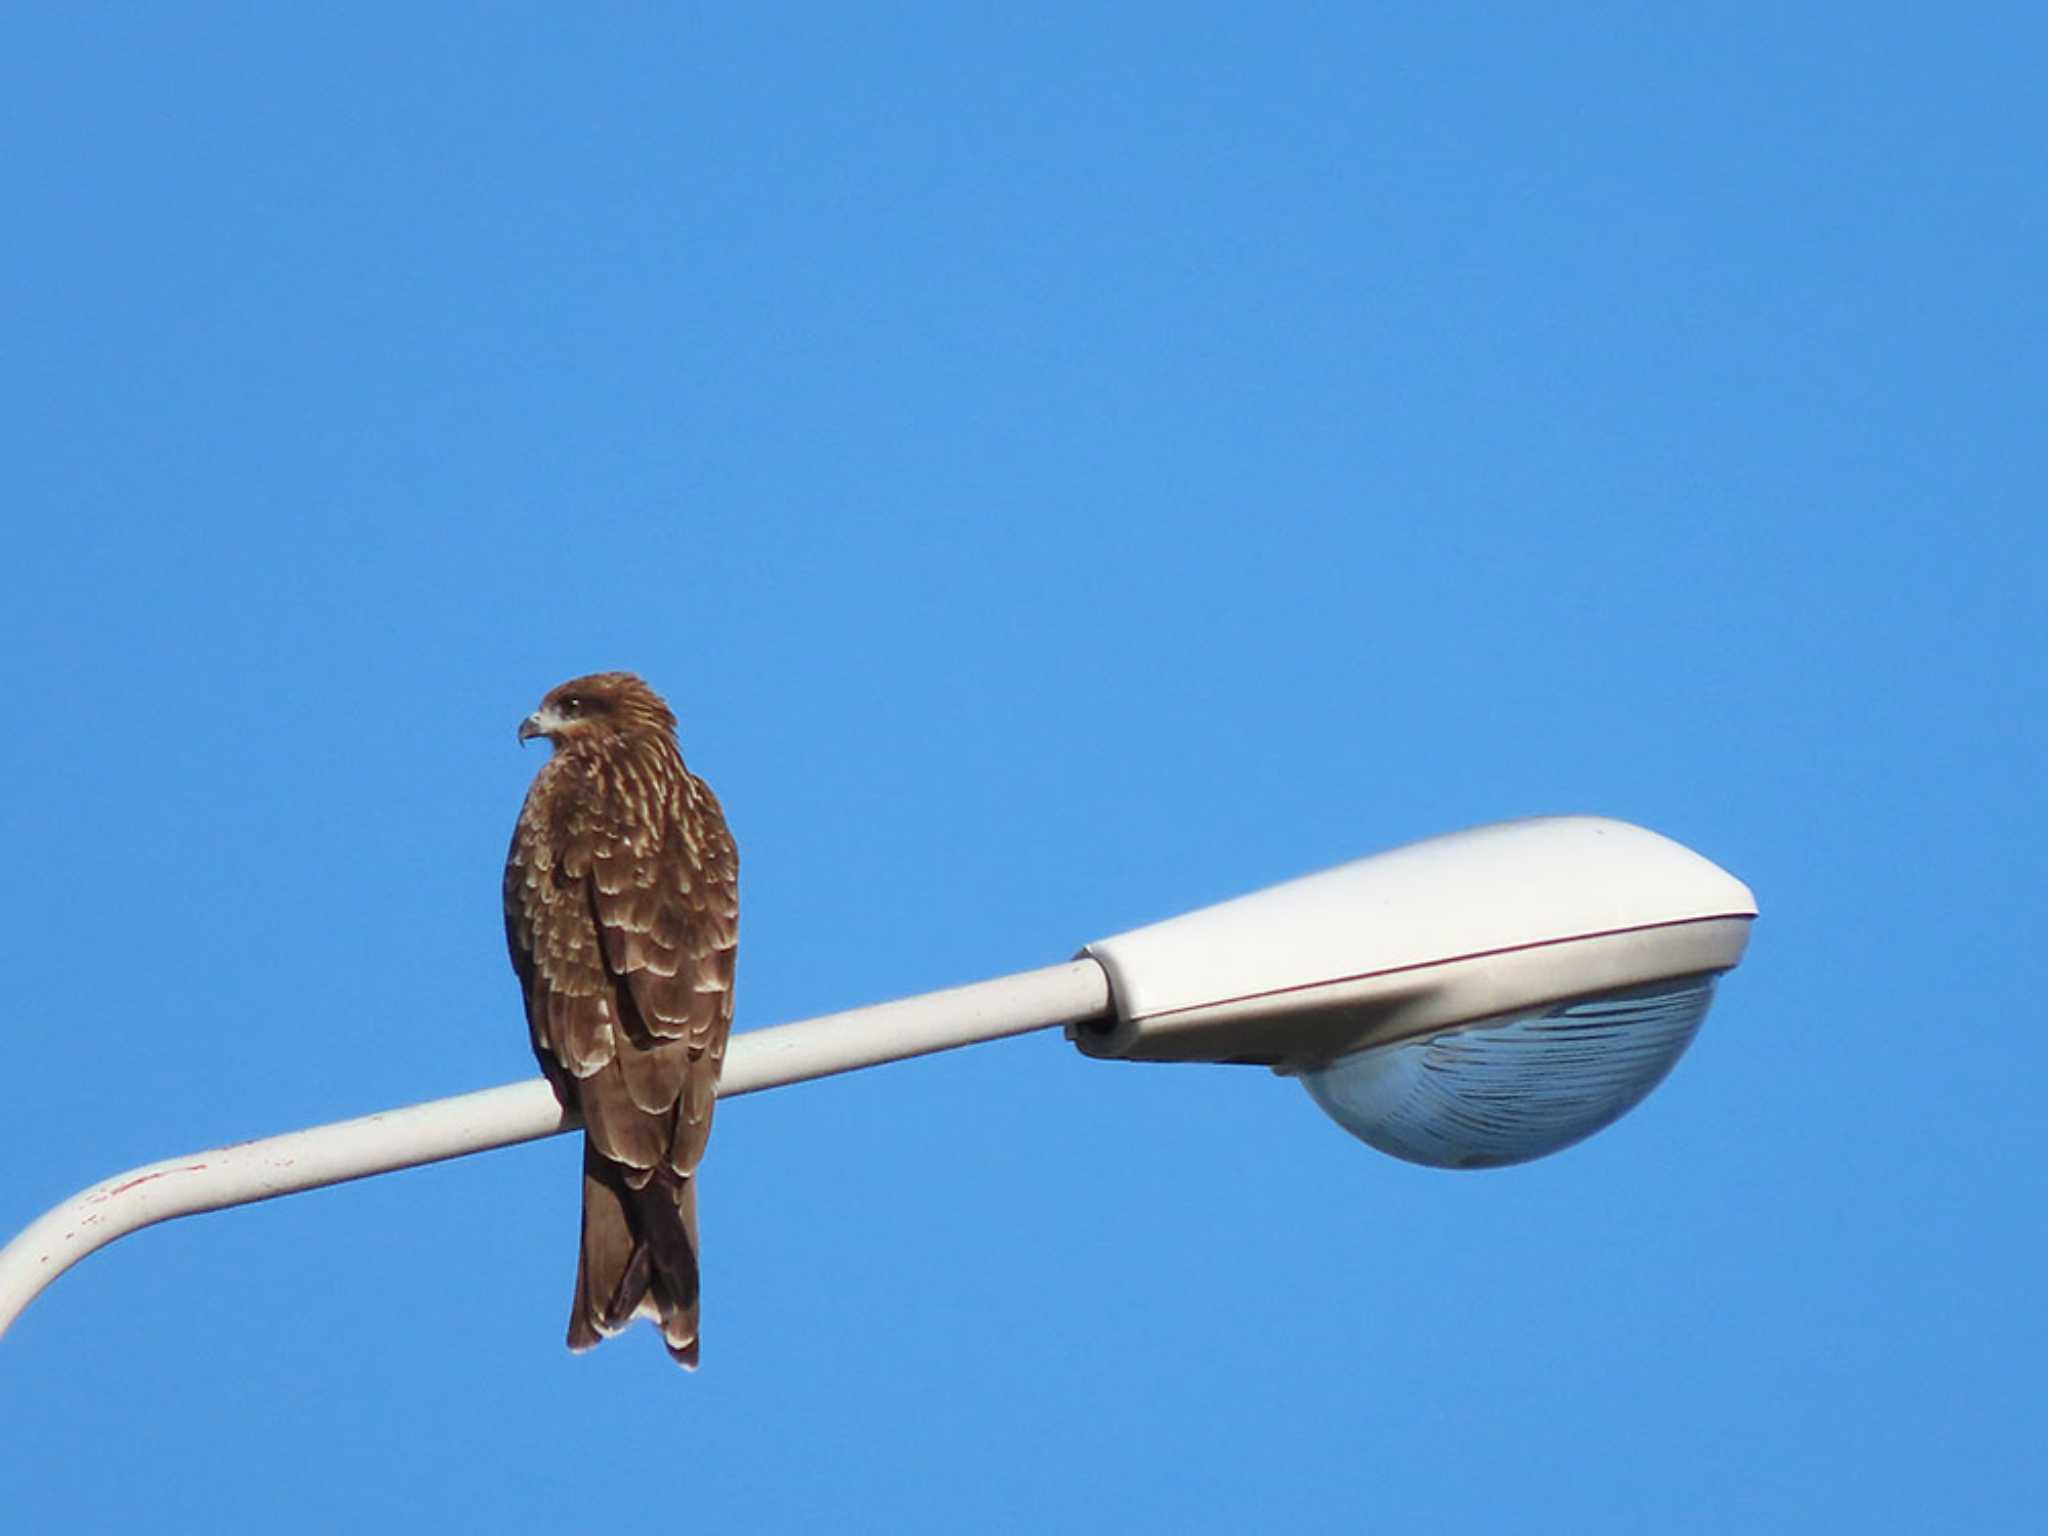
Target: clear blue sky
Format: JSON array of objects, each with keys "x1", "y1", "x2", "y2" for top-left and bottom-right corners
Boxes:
[{"x1": 4, "y1": 6, "x2": 2042, "y2": 1532}]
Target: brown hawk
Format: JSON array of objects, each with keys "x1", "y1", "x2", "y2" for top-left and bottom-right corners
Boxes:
[{"x1": 504, "y1": 671, "x2": 738, "y2": 1367}]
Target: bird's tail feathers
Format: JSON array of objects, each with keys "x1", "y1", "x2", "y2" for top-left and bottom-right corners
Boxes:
[{"x1": 571, "y1": 1142, "x2": 702, "y2": 1368}]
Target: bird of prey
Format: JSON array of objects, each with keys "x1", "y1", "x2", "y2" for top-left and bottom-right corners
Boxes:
[{"x1": 504, "y1": 671, "x2": 738, "y2": 1367}]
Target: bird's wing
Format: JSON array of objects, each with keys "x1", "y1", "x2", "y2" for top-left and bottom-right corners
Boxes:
[
  {"x1": 586, "y1": 770, "x2": 738, "y2": 1176},
  {"x1": 506, "y1": 768, "x2": 663, "y2": 1177}
]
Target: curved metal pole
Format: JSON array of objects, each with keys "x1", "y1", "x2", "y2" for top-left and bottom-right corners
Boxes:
[{"x1": 0, "y1": 958, "x2": 1111, "y2": 1341}]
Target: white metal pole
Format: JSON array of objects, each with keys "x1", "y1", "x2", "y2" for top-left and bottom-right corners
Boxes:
[{"x1": 0, "y1": 958, "x2": 1111, "y2": 1341}]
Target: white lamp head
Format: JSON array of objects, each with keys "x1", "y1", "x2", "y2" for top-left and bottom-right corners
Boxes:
[{"x1": 1070, "y1": 817, "x2": 1755, "y2": 1168}]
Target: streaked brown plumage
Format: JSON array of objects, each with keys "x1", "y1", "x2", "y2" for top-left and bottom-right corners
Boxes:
[{"x1": 504, "y1": 671, "x2": 738, "y2": 1367}]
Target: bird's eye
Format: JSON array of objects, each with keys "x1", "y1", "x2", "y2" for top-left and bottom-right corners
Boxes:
[{"x1": 559, "y1": 697, "x2": 584, "y2": 717}]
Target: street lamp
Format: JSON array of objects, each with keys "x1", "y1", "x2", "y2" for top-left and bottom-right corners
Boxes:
[
  {"x1": 0, "y1": 816, "x2": 1754, "y2": 1339},
  {"x1": 1070, "y1": 816, "x2": 1753, "y2": 1167}
]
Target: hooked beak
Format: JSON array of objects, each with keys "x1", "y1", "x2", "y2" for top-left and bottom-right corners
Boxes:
[{"x1": 517, "y1": 713, "x2": 546, "y2": 745}]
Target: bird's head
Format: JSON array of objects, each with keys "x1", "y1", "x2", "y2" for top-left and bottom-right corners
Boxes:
[{"x1": 518, "y1": 671, "x2": 679, "y2": 749}]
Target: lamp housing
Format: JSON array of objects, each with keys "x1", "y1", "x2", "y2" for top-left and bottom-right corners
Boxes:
[{"x1": 1069, "y1": 816, "x2": 1755, "y2": 1167}]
